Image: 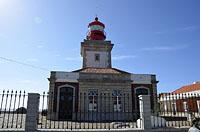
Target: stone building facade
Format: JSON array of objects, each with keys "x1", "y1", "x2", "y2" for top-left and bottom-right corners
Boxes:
[
  {"x1": 159, "y1": 82, "x2": 200, "y2": 114},
  {"x1": 47, "y1": 17, "x2": 158, "y2": 121}
]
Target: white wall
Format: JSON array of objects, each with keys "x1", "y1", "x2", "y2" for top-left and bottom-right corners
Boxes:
[
  {"x1": 86, "y1": 51, "x2": 109, "y2": 68},
  {"x1": 186, "y1": 90, "x2": 200, "y2": 94},
  {"x1": 55, "y1": 72, "x2": 79, "y2": 82},
  {"x1": 131, "y1": 74, "x2": 152, "y2": 84}
]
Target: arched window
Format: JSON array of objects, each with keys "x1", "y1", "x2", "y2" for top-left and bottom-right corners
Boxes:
[
  {"x1": 88, "y1": 89, "x2": 98, "y2": 111},
  {"x1": 134, "y1": 87, "x2": 149, "y2": 112},
  {"x1": 135, "y1": 88, "x2": 149, "y2": 96}
]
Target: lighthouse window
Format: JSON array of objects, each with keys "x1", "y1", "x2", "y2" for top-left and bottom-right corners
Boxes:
[
  {"x1": 90, "y1": 25, "x2": 104, "y2": 31},
  {"x1": 95, "y1": 54, "x2": 100, "y2": 61}
]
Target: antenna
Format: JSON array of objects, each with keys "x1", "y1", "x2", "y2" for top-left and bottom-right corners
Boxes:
[
  {"x1": 95, "y1": 14, "x2": 98, "y2": 20},
  {"x1": 95, "y1": 0, "x2": 100, "y2": 19}
]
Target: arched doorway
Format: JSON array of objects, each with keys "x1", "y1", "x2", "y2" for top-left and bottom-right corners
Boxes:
[
  {"x1": 135, "y1": 87, "x2": 149, "y2": 119},
  {"x1": 58, "y1": 87, "x2": 74, "y2": 120},
  {"x1": 135, "y1": 87, "x2": 149, "y2": 109},
  {"x1": 136, "y1": 88, "x2": 149, "y2": 96}
]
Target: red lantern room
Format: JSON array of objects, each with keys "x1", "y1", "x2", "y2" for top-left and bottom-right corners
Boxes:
[{"x1": 87, "y1": 17, "x2": 106, "y2": 40}]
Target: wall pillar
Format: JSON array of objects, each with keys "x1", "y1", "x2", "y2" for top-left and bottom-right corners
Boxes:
[
  {"x1": 47, "y1": 72, "x2": 56, "y2": 120},
  {"x1": 139, "y1": 95, "x2": 151, "y2": 129},
  {"x1": 25, "y1": 93, "x2": 40, "y2": 132}
]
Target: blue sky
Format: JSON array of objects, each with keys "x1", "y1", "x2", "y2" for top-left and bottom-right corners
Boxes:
[{"x1": 0, "y1": 0, "x2": 200, "y2": 93}]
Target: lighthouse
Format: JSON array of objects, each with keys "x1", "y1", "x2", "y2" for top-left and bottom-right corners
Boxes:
[
  {"x1": 47, "y1": 17, "x2": 158, "y2": 121},
  {"x1": 81, "y1": 17, "x2": 113, "y2": 68}
]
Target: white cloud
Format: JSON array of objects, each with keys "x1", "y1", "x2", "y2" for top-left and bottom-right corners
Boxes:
[
  {"x1": 26, "y1": 58, "x2": 38, "y2": 62},
  {"x1": 65, "y1": 56, "x2": 81, "y2": 61},
  {"x1": 141, "y1": 45, "x2": 188, "y2": 51},
  {"x1": 176, "y1": 26, "x2": 199, "y2": 32},
  {"x1": 112, "y1": 55, "x2": 136, "y2": 60},
  {"x1": 55, "y1": 54, "x2": 61, "y2": 57},
  {"x1": 0, "y1": 60, "x2": 4, "y2": 64},
  {"x1": 34, "y1": 16, "x2": 43, "y2": 24},
  {"x1": 154, "y1": 25, "x2": 199, "y2": 35},
  {"x1": 154, "y1": 31, "x2": 166, "y2": 35},
  {"x1": 0, "y1": 33, "x2": 8, "y2": 39},
  {"x1": 37, "y1": 45, "x2": 44, "y2": 49},
  {"x1": 18, "y1": 79, "x2": 32, "y2": 84}
]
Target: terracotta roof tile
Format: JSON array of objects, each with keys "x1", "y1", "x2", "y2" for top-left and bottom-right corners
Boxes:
[
  {"x1": 172, "y1": 82, "x2": 200, "y2": 94},
  {"x1": 73, "y1": 67, "x2": 130, "y2": 74}
]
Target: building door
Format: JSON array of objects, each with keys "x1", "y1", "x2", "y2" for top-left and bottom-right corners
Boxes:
[
  {"x1": 135, "y1": 88, "x2": 149, "y2": 119},
  {"x1": 59, "y1": 87, "x2": 73, "y2": 120},
  {"x1": 136, "y1": 88, "x2": 149, "y2": 109}
]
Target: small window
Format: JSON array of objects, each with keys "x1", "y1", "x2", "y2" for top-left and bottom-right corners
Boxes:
[
  {"x1": 164, "y1": 102, "x2": 167, "y2": 111},
  {"x1": 171, "y1": 102, "x2": 177, "y2": 114},
  {"x1": 95, "y1": 54, "x2": 100, "y2": 61},
  {"x1": 197, "y1": 100, "x2": 200, "y2": 114},
  {"x1": 183, "y1": 101, "x2": 188, "y2": 112}
]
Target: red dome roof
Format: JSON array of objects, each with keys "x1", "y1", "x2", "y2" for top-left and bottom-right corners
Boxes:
[{"x1": 88, "y1": 17, "x2": 105, "y2": 28}]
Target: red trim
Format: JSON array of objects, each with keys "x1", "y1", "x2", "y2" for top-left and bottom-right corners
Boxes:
[
  {"x1": 87, "y1": 30, "x2": 106, "y2": 40},
  {"x1": 89, "y1": 21, "x2": 105, "y2": 28}
]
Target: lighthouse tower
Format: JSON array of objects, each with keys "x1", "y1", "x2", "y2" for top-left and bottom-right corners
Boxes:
[
  {"x1": 47, "y1": 17, "x2": 158, "y2": 121},
  {"x1": 81, "y1": 17, "x2": 113, "y2": 68}
]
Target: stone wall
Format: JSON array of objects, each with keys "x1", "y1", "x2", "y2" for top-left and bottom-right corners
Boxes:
[{"x1": 78, "y1": 72, "x2": 132, "y2": 120}]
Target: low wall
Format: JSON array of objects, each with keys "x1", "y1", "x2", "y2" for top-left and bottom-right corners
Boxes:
[{"x1": 0, "y1": 128, "x2": 189, "y2": 132}]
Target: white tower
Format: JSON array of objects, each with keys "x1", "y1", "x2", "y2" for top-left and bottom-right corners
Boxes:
[{"x1": 81, "y1": 17, "x2": 114, "y2": 68}]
